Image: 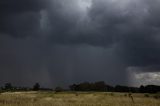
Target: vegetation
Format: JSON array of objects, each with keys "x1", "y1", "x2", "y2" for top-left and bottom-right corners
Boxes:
[
  {"x1": 0, "y1": 82, "x2": 160, "y2": 106},
  {"x1": 0, "y1": 91, "x2": 160, "y2": 106},
  {"x1": 55, "y1": 87, "x2": 63, "y2": 92},
  {"x1": 33, "y1": 83, "x2": 40, "y2": 91},
  {"x1": 69, "y1": 81, "x2": 160, "y2": 93},
  {"x1": 0, "y1": 81, "x2": 160, "y2": 93}
]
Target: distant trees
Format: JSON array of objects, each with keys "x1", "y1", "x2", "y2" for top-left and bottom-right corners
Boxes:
[
  {"x1": 140, "y1": 85, "x2": 145, "y2": 93},
  {"x1": 115, "y1": 85, "x2": 130, "y2": 92},
  {"x1": 55, "y1": 87, "x2": 63, "y2": 92},
  {"x1": 70, "y1": 84, "x2": 77, "y2": 91},
  {"x1": 4, "y1": 83, "x2": 13, "y2": 90},
  {"x1": 33, "y1": 83, "x2": 40, "y2": 91},
  {"x1": 94, "y1": 81, "x2": 107, "y2": 91},
  {"x1": 0, "y1": 82, "x2": 160, "y2": 93},
  {"x1": 114, "y1": 85, "x2": 138, "y2": 93},
  {"x1": 69, "y1": 82, "x2": 160, "y2": 93},
  {"x1": 139, "y1": 85, "x2": 160, "y2": 93},
  {"x1": 69, "y1": 81, "x2": 111, "y2": 92},
  {"x1": 1, "y1": 82, "x2": 50, "y2": 91},
  {"x1": 2, "y1": 83, "x2": 31, "y2": 91}
]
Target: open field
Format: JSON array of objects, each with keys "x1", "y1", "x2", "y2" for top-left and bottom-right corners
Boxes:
[{"x1": 0, "y1": 91, "x2": 160, "y2": 106}]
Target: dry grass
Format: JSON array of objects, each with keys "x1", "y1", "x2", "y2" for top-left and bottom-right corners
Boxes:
[{"x1": 0, "y1": 91, "x2": 160, "y2": 106}]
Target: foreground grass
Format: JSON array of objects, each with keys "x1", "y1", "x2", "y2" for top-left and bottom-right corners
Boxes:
[{"x1": 0, "y1": 91, "x2": 160, "y2": 106}]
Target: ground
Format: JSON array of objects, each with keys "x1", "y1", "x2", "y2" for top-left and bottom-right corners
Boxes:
[{"x1": 0, "y1": 91, "x2": 160, "y2": 106}]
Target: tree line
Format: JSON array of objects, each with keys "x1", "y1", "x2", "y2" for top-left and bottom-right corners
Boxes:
[
  {"x1": 0, "y1": 83, "x2": 52, "y2": 92},
  {"x1": 69, "y1": 81, "x2": 160, "y2": 93},
  {"x1": 0, "y1": 81, "x2": 160, "y2": 93}
]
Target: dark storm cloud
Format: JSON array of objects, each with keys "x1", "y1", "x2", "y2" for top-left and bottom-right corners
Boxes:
[
  {"x1": 0, "y1": 0, "x2": 47, "y2": 13},
  {"x1": 88, "y1": 0, "x2": 160, "y2": 68},
  {"x1": 1, "y1": 0, "x2": 160, "y2": 87},
  {"x1": 0, "y1": 0, "x2": 48, "y2": 37}
]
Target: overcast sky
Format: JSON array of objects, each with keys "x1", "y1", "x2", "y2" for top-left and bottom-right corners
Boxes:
[{"x1": 0, "y1": 0, "x2": 160, "y2": 88}]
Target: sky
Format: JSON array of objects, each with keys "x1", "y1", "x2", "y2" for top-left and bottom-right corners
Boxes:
[{"x1": 0, "y1": 0, "x2": 160, "y2": 88}]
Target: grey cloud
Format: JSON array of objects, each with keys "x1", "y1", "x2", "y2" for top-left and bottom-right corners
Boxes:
[
  {"x1": 0, "y1": 0, "x2": 47, "y2": 13},
  {"x1": 88, "y1": 0, "x2": 160, "y2": 69},
  {"x1": 0, "y1": 0, "x2": 48, "y2": 37},
  {"x1": 1, "y1": 0, "x2": 160, "y2": 87}
]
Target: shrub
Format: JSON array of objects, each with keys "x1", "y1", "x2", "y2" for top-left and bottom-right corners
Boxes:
[
  {"x1": 144, "y1": 94, "x2": 150, "y2": 97},
  {"x1": 153, "y1": 95, "x2": 160, "y2": 99}
]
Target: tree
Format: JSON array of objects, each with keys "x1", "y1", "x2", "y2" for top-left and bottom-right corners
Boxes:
[
  {"x1": 69, "y1": 81, "x2": 111, "y2": 91},
  {"x1": 140, "y1": 85, "x2": 145, "y2": 93},
  {"x1": 69, "y1": 84, "x2": 77, "y2": 91},
  {"x1": 115, "y1": 85, "x2": 130, "y2": 92},
  {"x1": 55, "y1": 87, "x2": 63, "y2": 92},
  {"x1": 33, "y1": 83, "x2": 40, "y2": 91},
  {"x1": 5, "y1": 83, "x2": 12, "y2": 90},
  {"x1": 145, "y1": 85, "x2": 160, "y2": 93},
  {"x1": 94, "y1": 81, "x2": 107, "y2": 91}
]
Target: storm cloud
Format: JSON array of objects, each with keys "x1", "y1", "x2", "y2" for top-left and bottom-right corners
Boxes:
[{"x1": 0, "y1": 0, "x2": 160, "y2": 87}]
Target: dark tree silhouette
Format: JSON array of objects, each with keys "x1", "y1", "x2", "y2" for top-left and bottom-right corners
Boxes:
[
  {"x1": 70, "y1": 81, "x2": 111, "y2": 92},
  {"x1": 140, "y1": 85, "x2": 145, "y2": 93},
  {"x1": 115, "y1": 85, "x2": 130, "y2": 92},
  {"x1": 33, "y1": 83, "x2": 40, "y2": 91},
  {"x1": 55, "y1": 87, "x2": 63, "y2": 92},
  {"x1": 4, "y1": 83, "x2": 12, "y2": 90},
  {"x1": 145, "y1": 85, "x2": 160, "y2": 93},
  {"x1": 94, "y1": 81, "x2": 107, "y2": 91},
  {"x1": 69, "y1": 82, "x2": 140, "y2": 93},
  {"x1": 69, "y1": 84, "x2": 77, "y2": 91}
]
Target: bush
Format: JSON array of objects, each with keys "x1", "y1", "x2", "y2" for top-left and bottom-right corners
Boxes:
[
  {"x1": 144, "y1": 94, "x2": 150, "y2": 97},
  {"x1": 153, "y1": 95, "x2": 160, "y2": 99}
]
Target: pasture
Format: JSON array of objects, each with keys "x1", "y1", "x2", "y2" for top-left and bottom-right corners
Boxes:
[{"x1": 0, "y1": 91, "x2": 160, "y2": 106}]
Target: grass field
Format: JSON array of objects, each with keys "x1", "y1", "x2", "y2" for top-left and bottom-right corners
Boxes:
[{"x1": 0, "y1": 91, "x2": 160, "y2": 106}]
